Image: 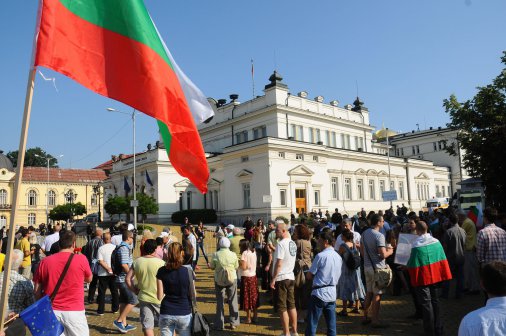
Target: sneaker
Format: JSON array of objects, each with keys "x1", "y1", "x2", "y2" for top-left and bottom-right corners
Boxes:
[
  {"x1": 96, "y1": 312, "x2": 104, "y2": 316},
  {"x1": 290, "y1": 332, "x2": 300, "y2": 336},
  {"x1": 124, "y1": 324, "x2": 137, "y2": 332},
  {"x1": 113, "y1": 321, "x2": 127, "y2": 334}
]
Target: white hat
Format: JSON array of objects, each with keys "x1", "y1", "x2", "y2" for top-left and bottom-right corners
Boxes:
[
  {"x1": 127, "y1": 223, "x2": 135, "y2": 231},
  {"x1": 219, "y1": 237, "x2": 231, "y2": 248},
  {"x1": 226, "y1": 224, "x2": 235, "y2": 230},
  {"x1": 159, "y1": 232, "x2": 169, "y2": 238}
]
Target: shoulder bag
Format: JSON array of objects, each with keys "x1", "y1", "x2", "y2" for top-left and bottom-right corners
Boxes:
[
  {"x1": 187, "y1": 267, "x2": 210, "y2": 336},
  {"x1": 363, "y1": 236, "x2": 393, "y2": 290}
]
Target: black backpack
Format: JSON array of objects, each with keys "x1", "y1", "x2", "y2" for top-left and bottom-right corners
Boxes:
[
  {"x1": 111, "y1": 245, "x2": 126, "y2": 275},
  {"x1": 343, "y1": 244, "x2": 361, "y2": 270}
]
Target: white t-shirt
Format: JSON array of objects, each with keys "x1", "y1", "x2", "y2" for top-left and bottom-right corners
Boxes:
[
  {"x1": 273, "y1": 237, "x2": 297, "y2": 281},
  {"x1": 111, "y1": 234, "x2": 122, "y2": 246},
  {"x1": 334, "y1": 231, "x2": 361, "y2": 251},
  {"x1": 43, "y1": 232, "x2": 59, "y2": 251},
  {"x1": 97, "y1": 243, "x2": 116, "y2": 276},
  {"x1": 240, "y1": 250, "x2": 257, "y2": 277},
  {"x1": 188, "y1": 234, "x2": 197, "y2": 261}
]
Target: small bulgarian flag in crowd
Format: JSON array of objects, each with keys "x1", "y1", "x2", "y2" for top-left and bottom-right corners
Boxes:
[
  {"x1": 407, "y1": 234, "x2": 452, "y2": 287},
  {"x1": 34, "y1": 0, "x2": 214, "y2": 193},
  {"x1": 467, "y1": 203, "x2": 483, "y2": 230}
]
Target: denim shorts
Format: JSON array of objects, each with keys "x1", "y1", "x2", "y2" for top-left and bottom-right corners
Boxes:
[
  {"x1": 159, "y1": 313, "x2": 192, "y2": 336},
  {"x1": 117, "y1": 281, "x2": 139, "y2": 305}
]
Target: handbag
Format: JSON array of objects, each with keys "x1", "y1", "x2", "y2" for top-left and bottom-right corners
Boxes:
[
  {"x1": 363, "y1": 236, "x2": 393, "y2": 290},
  {"x1": 186, "y1": 267, "x2": 210, "y2": 336}
]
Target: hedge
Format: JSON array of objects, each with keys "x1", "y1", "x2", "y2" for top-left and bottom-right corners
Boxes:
[{"x1": 171, "y1": 209, "x2": 217, "y2": 224}]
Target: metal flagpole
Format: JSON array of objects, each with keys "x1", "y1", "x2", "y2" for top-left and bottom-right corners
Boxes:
[
  {"x1": 251, "y1": 59, "x2": 255, "y2": 99},
  {"x1": 386, "y1": 127, "x2": 393, "y2": 209},
  {"x1": 132, "y1": 109, "x2": 137, "y2": 230},
  {"x1": 0, "y1": 67, "x2": 37, "y2": 330}
]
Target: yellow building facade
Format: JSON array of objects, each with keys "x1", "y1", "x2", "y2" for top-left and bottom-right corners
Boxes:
[{"x1": 0, "y1": 152, "x2": 106, "y2": 228}]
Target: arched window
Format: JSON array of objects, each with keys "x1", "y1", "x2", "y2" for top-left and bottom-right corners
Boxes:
[
  {"x1": 65, "y1": 190, "x2": 76, "y2": 204},
  {"x1": 186, "y1": 191, "x2": 192, "y2": 210},
  {"x1": 28, "y1": 190, "x2": 37, "y2": 207},
  {"x1": 48, "y1": 190, "x2": 56, "y2": 206},
  {"x1": 0, "y1": 189, "x2": 7, "y2": 205},
  {"x1": 28, "y1": 213, "x2": 36, "y2": 225},
  {"x1": 91, "y1": 193, "x2": 98, "y2": 206}
]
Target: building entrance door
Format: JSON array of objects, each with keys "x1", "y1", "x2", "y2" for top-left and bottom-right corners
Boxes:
[{"x1": 295, "y1": 189, "x2": 306, "y2": 214}]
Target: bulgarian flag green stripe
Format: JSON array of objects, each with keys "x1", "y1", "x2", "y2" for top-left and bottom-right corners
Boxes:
[
  {"x1": 407, "y1": 239, "x2": 452, "y2": 287},
  {"x1": 34, "y1": 0, "x2": 213, "y2": 193}
]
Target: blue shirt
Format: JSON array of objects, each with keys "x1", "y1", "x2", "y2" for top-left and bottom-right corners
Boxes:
[
  {"x1": 379, "y1": 221, "x2": 391, "y2": 237},
  {"x1": 458, "y1": 296, "x2": 506, "y2": 336},
  {"x1": 115, "y1": 242, "x2": 132, "y2": 283},
  {"x1": 309, "y1": 247, "x2": 342, "y2": 302}
]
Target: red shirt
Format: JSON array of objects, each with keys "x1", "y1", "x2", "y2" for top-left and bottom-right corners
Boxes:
[{"x1": 33, "y1": 251, "x2": 91, "y2": 311}]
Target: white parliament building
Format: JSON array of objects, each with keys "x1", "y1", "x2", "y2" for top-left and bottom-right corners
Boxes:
[{"x1": 100, "y1": 72, "x2": 467, "y2": 225}]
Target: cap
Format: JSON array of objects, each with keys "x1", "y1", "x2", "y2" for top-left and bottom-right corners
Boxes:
[
  {"x1": 219, "y1": 237, "x2": 231, "y2": 248},
  {"x1": 226, "y1": 224, "x2": 235, "y2": 230},
  {"x1": 127, "y1": 223, "x2": 135, "y2": 231},
  {"x1": 159, "y1": 232, "x2": 169, "y2": 238}
]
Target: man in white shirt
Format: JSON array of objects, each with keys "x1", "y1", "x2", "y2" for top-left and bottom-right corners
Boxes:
[
  {"x1": 270, "y1": 220, "x2": 298, "y2": 336},
  {"x1": 42, "y1": 224, "x2": 61, "y2": 255},
  {"x1": 96, "y1": 232, "x2": 119, "y2": 315},
  {"x1": 334, "y1": 218, "x2": 361, "y2": 251},
  {"x1": 459, "y1": 261, "x2": 506, "y2": 336},
  {"x1": 111, "y1": 223, "x2": 128, "y2": 246}
]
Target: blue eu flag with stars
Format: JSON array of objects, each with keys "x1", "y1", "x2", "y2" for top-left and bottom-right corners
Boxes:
[{"x1": 19, "y1": 295, "x2": 64, "y2": 336}]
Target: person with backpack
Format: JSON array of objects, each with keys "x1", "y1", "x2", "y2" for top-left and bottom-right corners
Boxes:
[
  {"x1": 112, "y1": 230, "x2": 138, "y2": 333},
  {"x1": 292, "y1": 223, "x2": 312, "y2": 323},
  {"x1": 210, "y1": 237, "x2": 240, "y2": 331},
  {"x1": 336, "y1": 229, "x2": 365, "y2": 316},
  {"x1": 96, "y1": 232, "x2": 119, "y2": 316}
]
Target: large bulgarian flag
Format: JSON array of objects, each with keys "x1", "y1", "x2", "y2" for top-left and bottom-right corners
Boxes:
[
  {"x1": 34, "y1": 0, "x2": 214, "y2": 193},
  {"x1": 406, "y1": 234, "x2": 452, "y2": 287}
]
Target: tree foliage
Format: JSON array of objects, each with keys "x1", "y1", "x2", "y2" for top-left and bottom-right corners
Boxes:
[
  {"x1": 128, "y1": 193, "x2": 159, "y2": 220},
  {"x1": 7, "y1": 147, "x2": 60, "y2": 168},
  {"x1": 104, "y1": 195, "x2": 129, "y2": 220},
  {"x1": 443, "y1": 51, "x2": 506, "y2": 210},
  {"x1": 48, "y1": 202, "x2": 87, "y2": 221}
]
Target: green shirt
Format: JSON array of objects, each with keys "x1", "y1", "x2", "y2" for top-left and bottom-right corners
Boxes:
[
  {"x1": 229, "y1": 236, "x2": 242, "y2": 259},
  {"x1": 133, "y1": 256, "x2": 166, "y2": 304},
  {"x1": 211, "y1": 248, "x2": 239, "y2": 282}
]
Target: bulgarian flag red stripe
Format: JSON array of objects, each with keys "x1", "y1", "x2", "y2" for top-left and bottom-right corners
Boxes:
[
  {"x1": 407, "y1": 235, "x2": 452, "y2": 287},
  {"x1": 34, "y1": 0, "x2": 213, "y2": 193}
]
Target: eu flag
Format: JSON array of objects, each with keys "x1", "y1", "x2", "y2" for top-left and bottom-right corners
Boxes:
[
  {"x1": 146, "y1": 170, "x2": 153, "y2": 186},
  {"x1": 19, "y1": 295, "x2": 64, "y2": 336},
  {"x1": 124, "y1": 176, "x2": 131, "y2": 193}
]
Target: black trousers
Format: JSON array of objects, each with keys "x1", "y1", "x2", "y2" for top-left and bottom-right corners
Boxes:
[
  {"x1": 88, "y1": 274, "x2": 98, "y2": 302},
  {"x1": 97, "y1": 275, "x2": 119, "y2": 314},
  {"x1": 414, "y1": 284, "x2": 443, "y2": 336}
]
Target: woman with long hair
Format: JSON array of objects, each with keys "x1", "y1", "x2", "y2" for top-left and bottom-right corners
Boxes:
[
  {"x1": 292, "y1": 223, "x2": 312, "y2": 322},
  {"x1": 139, "y1": 229, "x2": 154, "y2": 256},
  {"x1": 29, "y1": 232, "x2": 44, "y2": 275},
  {"x1": 195, "y1": 220, "x2": 211, "y2": 268},
  {"x1": 239, "y1": 239, "x2": 259, "y2": 323},
  {"x1": 156, "y1": 242, "x2": 194, "y2": 336}
]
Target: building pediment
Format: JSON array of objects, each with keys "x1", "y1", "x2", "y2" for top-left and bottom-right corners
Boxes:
[
  {"x1": 415, "y1": 172, "x2": 430, "y2": 180},
  {"x1": 236, "y1": 169, "x2": 253, "y2": 178},
  {"x1": 367, "y1": 169, "x2": 378, "y2": 176},
  {"x1": 174, "y1": 179, "x2": 191, "y2": 188},
  {"x1": 208, "y1": 178, "x2": 222, "y2": 186},
  {"x1": 355, "y1": 168, "x2": 366, "y2": 175},
  {"x1": 378, "y1": 170, "x2": 388, "y2": 177},
  {"x1": 288, "y1": 165, "x2": 314, "y2": 176}
]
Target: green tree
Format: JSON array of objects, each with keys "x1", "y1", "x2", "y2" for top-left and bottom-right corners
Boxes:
[
  {"x1": 129, "y1": 193, "x2": 159, "y2": 221},
  {"x1": 443, "y1": 51, "x2": 506, "y2": 210},
  {"x1": 7, "y1": 147, "x2": 60, "y2": 167},
  {"x1": 104, "y1": 195, "x2": 129, "y2": 220},
  {"x1": 48, "y1": 202, "x2": 87, "y2": 221}
]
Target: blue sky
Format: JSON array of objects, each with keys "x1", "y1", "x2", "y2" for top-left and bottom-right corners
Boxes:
[{"x1": 1, "y1": 0, "x2": 505, "y2": 169}]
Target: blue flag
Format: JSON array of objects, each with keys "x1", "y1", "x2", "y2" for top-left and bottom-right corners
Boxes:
[
  {"x1": 19, "y1": 296, "x2": 64, "y2": 336},
  {"x1": 124, "y1": 176, "x2": 131, "y2": 193},
  {"x1": 146, "y1": 170, "x2": 153, "y2": 186}
]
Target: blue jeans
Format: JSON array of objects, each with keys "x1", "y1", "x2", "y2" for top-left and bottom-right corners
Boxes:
[
  {"x1": 159, "y1": 313, "x2": 192, "y2": 336},
  {"x1": 305, "y1": 296, "x2": 336, "y2": 336}
]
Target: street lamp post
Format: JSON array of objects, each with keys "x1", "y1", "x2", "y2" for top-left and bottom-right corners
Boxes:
[
  {"x1": 93, "y1": 184, "x2": 102, "y2": 222},
  {"x1": 107, "y1": 107, "x2": 138, "y2": 230},
  {"x1": 35, "y1": 154, "x2": 63, "y2": 224}
]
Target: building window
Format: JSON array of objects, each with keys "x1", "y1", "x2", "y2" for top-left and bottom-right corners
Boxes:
[
  {"x1": 416, "y1": 145, "x2": 420, "y2": 154},
  {"x1": 331, "y1": 132, "x2": 337, "y2": 147},
  {"x1": 325, "y1": 130, "x2": 330, "y2": 146},
  {"x1": 296, "y1": 153, "x2": 304, "y2": 160},
  {"x1": 253, "y1": 126, "x2": 267, "y2": 139},
  {"x1": 186, "y1": 191, "x2": 192, "y2": 210},
  {"x1": 179, "y1": 192, "x2": 183, "y2": 211},
  {"x1": 379, "y1": 180, "x2": 385, "y2": 194},
  {"x1": 278, "y1": 152, "x2": 285, "y2": 158},
  {"x1": 368, "y1": 180, "x2": 375, "y2": 200},
  {"x1": 344, "y1": 178, "x2": 352, "y2": 200},
  {"x1": 438, "y1": 141, "x2": 443, "y2": 150},
  {"x1": 390, "y1": 181, "x2": 395, "y2": 191},
  {"x1": 448, "y1": 186, "x2": 451, "y2": 198},
  {"x1": 442, "y1": 185, "x2": 446, "y2": 197},
  {"x1": 357, "y1": 179, "x2": 364, "y2": 200},
  {"x1": 28, "y1": 213, "x2": 36, "y2": 226},
  {"x1": 236, "y1": 130, "x2": 248, "y2": 144},
  {"x1": 0, "y1": 216, "x2": 6, "y2": 228},
  {"x1": 242, "y1": 183, "x2": 251, "y2": 208},
  {"x1": 401, "y1": 148, "x2": 404, "y2": 156},
  {"x1": 91, "y1": 193, "x2": 98, "y2": 206},
  {"x1": 0, "y1": 189, "x2": 7, "y2": 205},
  {"x1": 312, "y1": 155, "x2": 318, "y2": 162},
  {"x1": 48, "y1": 190, "x2": 56, "y2": 206},
  {"x1": 433, "y1": 142, "x2": 437, "y2": 151},
  {"x1": 28, "y1": 190, "x2": 37, "y2": 207},
  {"x1": 314, "y1": 190, "x2": 320, "y2": 206},
  {"x1": 396, "y1": 149, "x2": 400, "y2": 156},
  {"x1": 241, "y1": 156, "x2": 249, "y2": 162},
  {"x1": 291, "y1": 124, "x2": 304, "y2": 141},
  {"x1": 309, "y1": 127, "x2": 315, "y2": 143},
  {"x1": 316, "y1": 129, "x2": 321, "y2": 143},
  {"x1": 412, "y1": 146, "x2": 416, "y2": 155},
  {"x1": 280, "y1": 189, "x2": 287, "y2": 206},
  {"x1": 209, "y1": 191, "x2": 214, "y2": 210},
  {"x1": 436, "y1": 185, "x2": 440, "y2": 197},
  {"x1": 358, "y1": 137, "x2": 364, "y2": 151},
  {"x1": 214, "y1": 190, "x2": 219, "y2": 210},
  {"x1": 399, "y1": 181, "x2": 404, "y2": 200},
  {"x1": 331, "y1": 177, "x2": 338, "y2": 199}
]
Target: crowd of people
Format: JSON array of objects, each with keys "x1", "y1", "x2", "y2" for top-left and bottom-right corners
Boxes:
[{"x1": 0, "y1": 205, "x2": 505, "y2": 336}]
